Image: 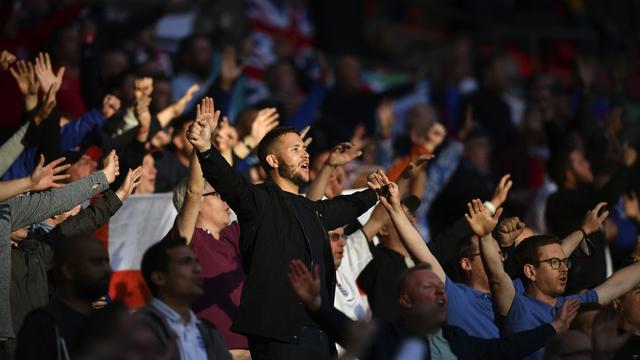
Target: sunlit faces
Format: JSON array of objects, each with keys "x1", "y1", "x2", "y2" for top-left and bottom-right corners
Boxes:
[
  {"x1": 136, "y1": 154, "x2": 158, "y2": 194},
  {"x1": 67, "y1": 154, "x2": 98, "y2": 182},
  {"x1": 329, "y1": 227, "x2": 346, "y2": 268},
  {"x1": 272, "y1": 132, "x2": 310, "y2": 185},
  {"x1": 199, "y1": 183, "x2": 231, "y2": 229},
  {"x1": 459, "y1": 235, "x2": 491, "y2": 291},
  {"x1": 162, "y1": 246, "x2": 203, "y2": 300},
  {"x1": 529, "y1": 243, "x2": 570, "y2": 297},
  {"x1": 401, "y1": 269, "x2": 447, "y2": 324}
]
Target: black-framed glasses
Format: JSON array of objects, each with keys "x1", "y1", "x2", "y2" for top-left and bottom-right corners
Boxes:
[
  {"x1": 535, "y1": 257, "x2": 571, "y2": 269},
  {"x1": 203, "y1": 191, "x2": 221, "y2": 198}
]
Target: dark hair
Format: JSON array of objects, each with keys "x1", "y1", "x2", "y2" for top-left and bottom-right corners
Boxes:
[
  {"x1": 141, "y1": 237, "x2": 187, "y2": 296},
  {"x1": 395, "y1": 262, "x2": 433, "y2": 299},
  {"x1": 512, "y1": 235, "x2": 561, "y2": 280},
  {"x1": 257, "y1": 126, "x2": 300, "y2": 171},
  {"x1": 457, "y1": 235, "x2": 477, "y2": 260}
]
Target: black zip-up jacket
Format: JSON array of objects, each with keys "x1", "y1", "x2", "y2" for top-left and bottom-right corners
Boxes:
[{"x1": 197, "y1": 148, "x2": 378, "y2": 343}]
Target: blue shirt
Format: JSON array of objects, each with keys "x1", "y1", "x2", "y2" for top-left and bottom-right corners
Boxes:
[
  {"x1": 2, "y1": 109, "x2": 105, "y2": 180},
  {"x1": 504, "y1": 278, "x2": 599, "y2": 360},
  {"x1": 445, "y1": 276, "x2": 499, "y2": 339}
]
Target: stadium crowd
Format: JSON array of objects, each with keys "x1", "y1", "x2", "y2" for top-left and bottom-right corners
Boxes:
[{"x1": 1, "y1": 0, "x2": 640, "y2": 359}]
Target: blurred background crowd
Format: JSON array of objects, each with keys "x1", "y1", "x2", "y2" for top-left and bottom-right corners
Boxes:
[{"x1": 2, "y1": 0, "x2": 640, "y2": 359}]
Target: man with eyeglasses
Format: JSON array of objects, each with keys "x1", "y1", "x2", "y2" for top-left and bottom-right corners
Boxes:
[{"x1": 471, "y1": 200, "x2": 640, "y2": 360}]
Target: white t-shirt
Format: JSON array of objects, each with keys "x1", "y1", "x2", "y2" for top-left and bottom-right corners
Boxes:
[{"x1": 334, "y1": 229, "x2": 373, "y2": 356}]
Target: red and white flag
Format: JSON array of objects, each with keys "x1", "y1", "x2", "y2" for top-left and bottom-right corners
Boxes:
[{"x1": 96, "y1": 193, "x2": 177, "y2": 308}]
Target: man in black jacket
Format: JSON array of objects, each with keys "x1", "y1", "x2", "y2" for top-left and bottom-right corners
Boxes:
[
  {"x1": 288, "y1": 260, "x2": 578, "y2": 360},
  {"x1": 187, "y1": 98, "x2": 380, "y2": 359}
]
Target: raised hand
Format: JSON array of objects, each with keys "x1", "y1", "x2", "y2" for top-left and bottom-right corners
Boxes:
[
  {"x1": 172, "y1": 83, "x2": 200, "y2": 118},
  {"x1": 251, "y1": 107, "x2": 280, "y2": 143},
  {"x1": 198, "y1": 97, "x2": 219, "y2": 131},
  {"x1": 367, "y1": 169, "x2": 390, "y2": 192},
  {"x1": 0, "y1": 50, "x2": 16, "y2": 70},
  {"x1": 214, "y1": 116, "x2": 239, "y2": 152},
  {"x1": 327, "y1": 142, "x2": 362, "y2": 167},
  {"x1": 495, "y1": 217, "x2": 526, "y2": 247},
  {"x1": 115, "y1": 166, "x2": 143, "y2": 201},
  {"x1": 10, "y1": 60, "x2": 38, "y2": 97},
  {"x1": 299, "y1": 126, "x2": 312, "y2": 147},
  {"x1": 592, "y1": 306, "x2": 633, "y2": 357},
  {"x1": 288, "y1": 260, "x2": 322, "y2": 310},
  {"x1": 188, "y1": 98, "x2": 214, "y2": 152},
  {"x1": 465, "y1": 199, "x2": 503, "y2": 237},
  {"x1": 34, "y1": 53, "x2": 64, "y2": 94},
  {"x1": 219, "y1": 46, "x2": 243, "y2": 91},
  {"x1": 377, "y1": 182, "x2": 401, "y2": 212},
  {"x1": 490, "y1": 174, "x2": 513, "y2": 208},
  {"x1": 135, "y1": 95, "x2": 152, "y2": 129},
  {"x1": 623, "y1": 192, "x2": 640, "y2": 222},
  {"x1": 102, "y1": 94, "x2": 121, "y2": 119},
  {"x1": 30, "y1": 155, "x2": 71, "y2": 191},
  {"x1": 102, "y1": 150, "x2": 120, "y2": 184},
  {"x1": 377, "y1": 100, "x2": 395, "y2": 139},
  {"x1": 399, "y1": 154, "x2": 434, "y2": 180},
  {"x1": 549, "y1": 299, "x2": 580, "y2": 333},
  {"x1": 33, "y1": 85, "x2": 57, "y2": 125},
  {"x1": 582, "y1": 202, "x2": 609, "y2": 234}
]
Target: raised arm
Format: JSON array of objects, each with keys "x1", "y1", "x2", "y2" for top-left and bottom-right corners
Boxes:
[
  {"x1": 0, "y1": 121, "x2": 31, "y2": 177},
  {"x1": 307, "y1": 142, "x2": 362, "y2": 201},
  {"x1": 0, "y1": 155, "x2": 70, "y2": 202},
  {"x1": 232, "y1": 107, "x2": 279, "y2": 160},
  {"x1": 560, "y1": 202, "x2": 609, "y2": 256},
  {"x1": 471, "y1": 299, "x2": 579, "y2": 360},
  {"x1": 56, "y1": 166, "x2": 140, "y2": 236},
  {"x1": 378, "y1": 180, "x2": 446, "y2": 282},
  {"x1": 176, "y1": 151, "x2": 204, "y2": 244},
  {"x1": 288, "y1": 259, "x2": 354, "y2": 347},
  {"x1": 6, "y1": 150, "x2": 118, "y2": 231},
  {"x1": 595, "y1": 260, "x2": 640, "y2": 305},
  {"x1": 157, "y1": 83, "x2": 199, "y2": 127},
  {"x1": 465, "y1": 199, "x2": 515, "y2": 316},
  {"x1": 361, "y1": 203, "x2": 387, "y2": 241},
  {"x1": 188, "y1": 97, "x2": 264, "y2": 220},
  {"x1": 395, "y1": 154, "x2": 433, "y2": 198}
]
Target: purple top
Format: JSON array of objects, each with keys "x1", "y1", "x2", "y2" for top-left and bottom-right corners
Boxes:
[{"x1": 164, "y1": 221, "x2": 247, "y2": 349}]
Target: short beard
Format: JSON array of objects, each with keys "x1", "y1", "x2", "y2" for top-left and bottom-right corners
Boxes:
[
  {"x1": 278, "y1": 162, "x2": 307, "y2": 186},
  {"x1": 74, "y1": 273, "x2": 111, "y2": 301}
]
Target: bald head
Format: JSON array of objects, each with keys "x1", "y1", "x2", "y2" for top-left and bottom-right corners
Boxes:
[{"x1": 54, "y1": 234, "x2": 112, "y2": 301}]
